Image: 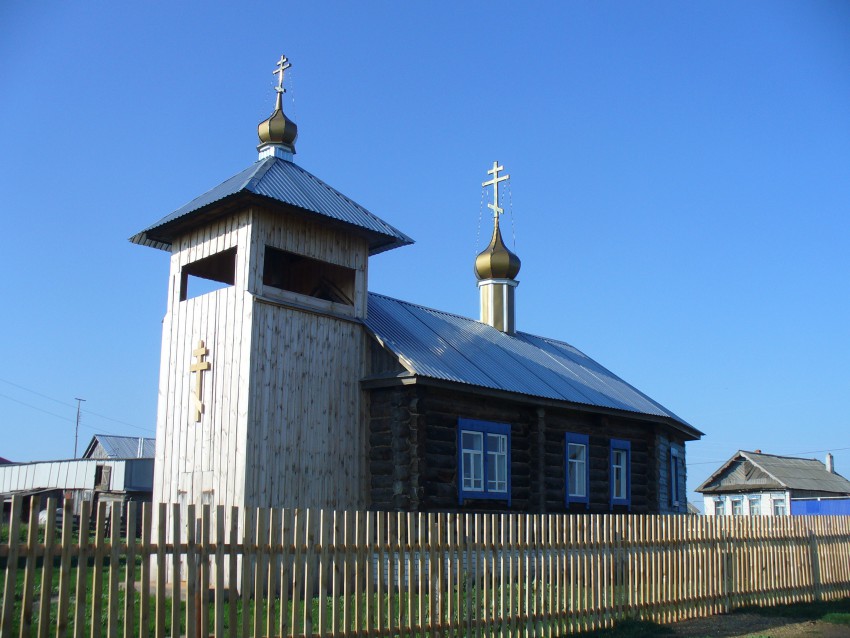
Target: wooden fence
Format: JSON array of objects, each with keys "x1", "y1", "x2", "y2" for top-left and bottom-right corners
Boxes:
[{"x1": 1, "y1": 495, "x2": 849, "y2": 637}]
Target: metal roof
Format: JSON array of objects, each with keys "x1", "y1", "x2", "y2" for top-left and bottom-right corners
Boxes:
[
  {"x1": 83, "y1": 435, "x2": 155, "y2": 459},
  {"x1": 365, "y1": 293, "x2": 698, "y2": 434},
  {"x1": 130, "y1": 157, "x2": 413, "y2": 255},
  {"x1": 697, "y1": 451, "x2": 850, "y2": 494}
]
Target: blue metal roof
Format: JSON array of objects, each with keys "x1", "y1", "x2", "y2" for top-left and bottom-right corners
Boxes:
[
  {"x1": 365, "y1": 293, "x2": 697, "y2": 433},
  {"x1": 130, "y1": 157, "x2": 413, "y2": 255},
  {"x1": 84, "y1": 435, "x2": 155, "y2": 459}
]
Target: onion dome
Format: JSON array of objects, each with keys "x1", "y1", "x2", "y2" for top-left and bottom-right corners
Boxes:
[
  {"x1": 475, "y1": 220, "x2": 521, "y2": 280},
  {"x1": 258, "y1": 92, "x2": 298, "y2": 149},
  {"x1": 258, "y1": 55, "x2": 298, "y2": 153}
]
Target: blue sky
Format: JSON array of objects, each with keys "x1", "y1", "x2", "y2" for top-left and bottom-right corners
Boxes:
[{"x1": 1, "y1": 2, "x2": 848, "y2": 506}]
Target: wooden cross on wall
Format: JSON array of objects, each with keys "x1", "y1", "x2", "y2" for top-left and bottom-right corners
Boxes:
[{"x1": 191, "y1": 340, "x2": 211, "y2": 422}]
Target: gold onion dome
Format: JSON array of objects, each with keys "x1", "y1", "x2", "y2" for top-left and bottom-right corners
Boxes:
[
  {"x1": 258, "y1": 55, "x2": 298, "y2": 151},
  {"x1": 258, "y1": 93, "x2": 298, "y2": 148},
  {"x1": 475, "y1": 221, "x2": 521, "y2": 280}
]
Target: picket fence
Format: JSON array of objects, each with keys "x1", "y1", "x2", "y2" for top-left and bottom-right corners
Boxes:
[{"x1": 1, "y1": 495, "x2": 849, "y2": 638}]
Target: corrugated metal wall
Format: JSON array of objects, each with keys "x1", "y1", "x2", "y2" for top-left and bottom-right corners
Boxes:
[{"x1": 791, "y1": 498, "x2": 850, "y2": 515}]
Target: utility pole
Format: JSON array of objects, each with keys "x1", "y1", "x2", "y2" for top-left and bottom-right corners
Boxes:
[{"x1": 74, "y1": 398, "x2": 86, "y2": 457}]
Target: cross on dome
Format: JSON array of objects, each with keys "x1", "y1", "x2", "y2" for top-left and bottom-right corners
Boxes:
[
  {"x1": 273, "y1": 55, "x2": 292, "y2": 94},
  {"x1": 258, "y1": 54, "x2": 299, "y2": 158},
  {"x1": 482, "y1": 161, "x2": 510, "y2": 218}
]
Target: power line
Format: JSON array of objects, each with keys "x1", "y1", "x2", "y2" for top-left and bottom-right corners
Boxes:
[
  {"x1": 0, "y1": 392, "x2": 74, "y2": 423},
  {"x1": 82, "y1": 408, "x2": 153, "y2": 432},
  {"x1": 0, "y1": 392, "x2": 152, "y2": 439},
  {"x1": 0, "y1": 377, "x2": 76, "y2": 408},
  {"x1": 0, "y1": 376, "x2": 152, "y2": 433}
]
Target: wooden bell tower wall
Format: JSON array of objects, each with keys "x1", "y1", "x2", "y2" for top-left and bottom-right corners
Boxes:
[
  {"x1": 152, "y1": 212, "x2": 254, "y2": 514},
  {"x1": 152, "y1": 205, "x2": 372, "y2": 521},
  {"x1": 242, "y1": 208, "x2": 371, "y2": 510}
]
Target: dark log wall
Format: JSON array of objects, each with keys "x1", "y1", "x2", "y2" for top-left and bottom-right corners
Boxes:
[{"x1": 368, "y1": 384, "x2": 690, "y2": 514}]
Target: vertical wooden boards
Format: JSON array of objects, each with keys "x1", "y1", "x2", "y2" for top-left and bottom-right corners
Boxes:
[
  {"x1": 153, "y1": 211, "x2": 253, "y2": 537},
  {"x1": 19, "y1": 501, "x2": 39, "y2": 638},
  {"x1": 1, "y1": 496, "x2": 22, "y2": 637},
  {"x1": 244, "y1": 298, "x2": 368, "y2": 511},
  {"x1": 3, "y1": 507, "x2": 850, "y2": 636}
]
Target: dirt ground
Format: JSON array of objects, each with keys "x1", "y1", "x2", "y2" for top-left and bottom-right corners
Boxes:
[{"x1": 670, "y1": 612, "x2": 850, "y2": 638}]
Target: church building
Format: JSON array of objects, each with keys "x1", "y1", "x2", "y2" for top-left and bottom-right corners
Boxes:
[{"x1": 131, "y1": 56, "x2": 702, "y2": 518}]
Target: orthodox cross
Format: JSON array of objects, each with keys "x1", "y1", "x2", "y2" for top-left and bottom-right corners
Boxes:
[
  {"x1": 482, "y1": 161, "x2": 510, "y2": 218},
  {"x1": 190, "y1": 340, "x2": 211, "y2": 422},
  {"x1": 273, "y1": 54, "x2": 292, "y2": 94}
]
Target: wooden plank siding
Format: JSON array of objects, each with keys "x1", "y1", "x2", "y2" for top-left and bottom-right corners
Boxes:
[
  {"x1": 243, "y1": 301, "x2": 370, "y2": 510},
  {"x1": 242, "y1": 207, "x2": 370, "y2": 510},
  {"x1": 369, "y1": 384, "x2": 689, "y2": 514},
  {"x1": 153, "y1": 211, "x2": 252, "y2": 522},
  {"x1": 152, "y1": 204, "x2": 372, "y2": 530}
]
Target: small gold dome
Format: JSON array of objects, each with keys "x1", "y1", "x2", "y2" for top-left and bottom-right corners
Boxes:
[
  {"x1": 475, "y1": 222, "x2": 521, "y2": 280},
  {"x1": 258, "y1": 93, "x2": 298, "y2": 150}
]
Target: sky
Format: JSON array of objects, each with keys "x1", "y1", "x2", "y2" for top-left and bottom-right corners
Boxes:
[{"x1": 1, "y1": 2, "x2": 848, "y2": 508}]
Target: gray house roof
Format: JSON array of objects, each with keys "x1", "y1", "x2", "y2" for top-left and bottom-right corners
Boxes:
[
  {"x1": 82, "y1": 435, "x2": 155, "y2": 460},
  {"x1": 696, "y1": 450, "x2": 850, "y2": 495},
  {"x1": 364, "y1": 293, "x2": 700, "y2": 437},
  {"x1": 130, "y1": 157, "x2": 413, "y2": 255}
]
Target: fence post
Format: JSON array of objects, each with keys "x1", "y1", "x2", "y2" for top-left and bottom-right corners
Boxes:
[
  {"x1": 1, "y1": 495, "x2": 22, "y2": 637},
  {"x1": 724, "y1": 532, "x2": 735, "y2": 614},
  {"x1": 808, "y1": 529, "x2": 821, "y2": 602}
]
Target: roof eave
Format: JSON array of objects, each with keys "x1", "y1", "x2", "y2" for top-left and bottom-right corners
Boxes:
[
  {"x1": 129, "y1": 191, "x2": 414, "y2": 255},
  {"x1": 361, "y1": 371, "x2": 702, "y2": 440}
]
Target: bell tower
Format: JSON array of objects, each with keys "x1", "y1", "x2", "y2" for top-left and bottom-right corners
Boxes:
[{"x1": 132, "y1": 56, "x2": 412, "y2": 516}]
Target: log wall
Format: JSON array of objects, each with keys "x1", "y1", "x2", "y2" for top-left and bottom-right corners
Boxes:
[{"x1": 368, "y1": 383, "x2": 690, "y2": 514}]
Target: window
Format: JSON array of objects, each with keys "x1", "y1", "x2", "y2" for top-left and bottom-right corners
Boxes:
[
  {"x1": 714, "y1": 498, "x2": 725, "y2": 516},
  {"x1": 180, "y1": 248, "x2": 237, "y2": 300},
  {"x1": 670, "y1": 448, "x2": 681, "y2": 508},
  {"x1": 458, "y1": 419, "x2": 510, "y2": 504},
  {"x1": 263, "y1": 246, "x2": 355, "y2": 305},
  {"x1": 749, "y1": 496, "x2": 761, "y2": 516},
  {"x1": 772, "y1": 498, "x2": 786, "y2": 516},
  {"x1": 565, "y1": 433, "x2": 589, "y2": 507},
  {"x1": 731, "y1": 498, "x2": 743, "y2": 516},
  {"x1": 610, "y1": 439, "x2": 631, "y2": 508}
]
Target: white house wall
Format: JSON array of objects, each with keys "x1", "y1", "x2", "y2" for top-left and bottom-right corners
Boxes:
[{"x1": 703, "y1": 490, "x2": 790, "y2": 516}]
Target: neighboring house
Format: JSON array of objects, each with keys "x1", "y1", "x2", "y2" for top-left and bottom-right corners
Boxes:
[
  {"x1": 131, "y1": 56, "x2": 702, "y2": 520},
  {"x1": 0, "y1": 457, "x2": 12, "y2": 465},
  {"x1": 0, "y1": 434, "x2": 155, "y2": 516},
  {"x1": 83, "y1": 434, "x2": 156, "y2": 460},
  {"x1": 696, "y1": 450, "x2": 850, "y2": 516}
]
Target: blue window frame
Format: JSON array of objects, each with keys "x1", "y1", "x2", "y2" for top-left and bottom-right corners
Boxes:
[
  {"x1": 610, "y1": 439, "x2": 631, "y2": 509},
  {"x1": 670, "y1": 448, "x2": 681, "y2": 509},
  {"x1": 458, "y1": 419, "x2": 511, "y2": 505},
  {"x1": 565, "y1": 433, "x2": 590, "y2": 508}
]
